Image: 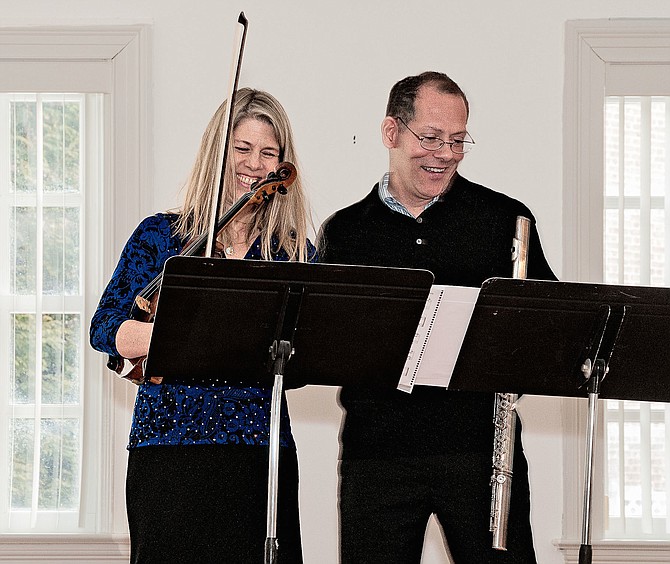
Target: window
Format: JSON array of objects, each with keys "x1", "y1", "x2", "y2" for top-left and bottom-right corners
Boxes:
[
  {"x1": 0, "y1": 27, "x2": 148, "y2": 561},
  {"x1": 562, "y1": 18, "x2": 670, "y2": 561},
  {"x1": 603, "y1": 95, "x2": 670, "y2": 538},
  {"x1": 0, "y1": 92, "x2": 102, "y2": 532}
]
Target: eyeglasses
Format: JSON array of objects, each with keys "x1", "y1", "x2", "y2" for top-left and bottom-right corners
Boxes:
[{"x1": 396, "y1": 116, "x2": 475, "y2": 154}]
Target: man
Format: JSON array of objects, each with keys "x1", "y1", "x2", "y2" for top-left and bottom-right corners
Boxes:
[{"x1": 318, "y1": 72, "x2": 556, "y2": 563}]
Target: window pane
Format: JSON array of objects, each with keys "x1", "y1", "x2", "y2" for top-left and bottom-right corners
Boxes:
[
  {"x1": 623, "y1": 98, "x2": 641, "y2": 198},
  {"x1": 39, "y1": 418, "x2": 80, "y2": 510},
  {"x1": 10, "y1": 206, "x2": 37, "y2": 295},
  {"x1": 650, "y1": 209, "x2": 665, "y2": 286},
  {"x1": 43, "y1": 101, "x2": 80, "y2": 193},
  {"x1": 605, "y1": 99, "x2": 621, "y2": 198},
  {"x1": 651, "y1": 421, "x2": 666, "y2": 518},
  {"x1": 650, "y1": 97, "x2": 668, "y2": 198},
  {"x1": 624, "y1": 421, "x2": 642, "y2": 517},
  {"x1": 43, "y1": 207, "x2": 80, "y2": 295},
  {"x1": 604, "y1": 209, "x2": 620, "y2": 284},
  {"x1": 622, "y1": 209, "x2": 641, "y2": 285},
  {"x1": 607, "y1": 418, "x2": 622, "y2": 518},
  {"x1": 10, "y1": 100, "x2": 37, "y2": 194},
  {"x1": 42, "y1": 314, "x2": 80, "y2": 405},
  {"x1": 10, "y1": 314, "x2": 36, "y2": 404},
  {"x1": 9, "y1": 418, "x2": 35, "y2": 509}
]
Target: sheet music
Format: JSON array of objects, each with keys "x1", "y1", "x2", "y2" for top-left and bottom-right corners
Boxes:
[{"x1": 398, "y1": 284, "x2": 479, "y2": 393}]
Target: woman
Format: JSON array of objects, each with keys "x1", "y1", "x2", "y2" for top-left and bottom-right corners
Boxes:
[{"x1": 90, "y1": 88, "x2": 316, "y2": 563}]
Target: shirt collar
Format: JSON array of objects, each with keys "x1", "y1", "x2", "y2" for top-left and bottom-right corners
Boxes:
[{"x1": 377, "y1": 172, "x2": 442, "y2": 218}]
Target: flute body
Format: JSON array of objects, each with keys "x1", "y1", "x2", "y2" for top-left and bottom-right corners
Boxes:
[{"x1": 490, "y1": 215, "x2": 530, "y2": 550}]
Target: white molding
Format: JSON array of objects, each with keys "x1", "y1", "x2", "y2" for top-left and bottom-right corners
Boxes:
[
  {"x1": 556, "y1": 540, "x2": 670, "y2": 564},
  {"x1": 0, "y1": 62, "x2": 113, "y2": 92},
  {"x1": 107, "y1": 24, "x2": 154, "y2": 250},
  {"x1": 0, "y1": 534, "x2": 130, "y2": 562},
  {"x1": 0, "y1": 27, "x2": 143, "y2": 60},
  {"x1": 563, "y1": 20, "x2": 606, "y2": 283}
]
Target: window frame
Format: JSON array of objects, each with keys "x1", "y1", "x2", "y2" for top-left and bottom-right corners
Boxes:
[
  {"x1": 0, "y1": 91, "x2": 96, "y2": 533},
  {"x1": 0, "y1": 26, "x2": 151, "y2": 560},
  {"x1": 559, "y1": 18, "x2": 670, "y2": 562}
]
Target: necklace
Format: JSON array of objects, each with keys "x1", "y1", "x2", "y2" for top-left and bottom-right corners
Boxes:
[
  {"x1": 222, "y1": 224, "x2": 258, "y2": 258},
  {"x1": 224, "y1": 236, "x2": 255, "y2": 257}
]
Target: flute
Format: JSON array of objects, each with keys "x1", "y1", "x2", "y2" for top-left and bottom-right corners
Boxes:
[{"x1": 489, "y1": 215, "x2": 530, "y2": 550}]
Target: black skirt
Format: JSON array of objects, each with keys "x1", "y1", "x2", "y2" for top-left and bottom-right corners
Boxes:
[{"x1": 126, "y1": 444, "x2": 302, "y2": 563}]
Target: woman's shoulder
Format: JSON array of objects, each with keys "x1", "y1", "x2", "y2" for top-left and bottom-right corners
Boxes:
[
  {"x1": 124, "y1": 212, "x2": 184, "y2": 257},
  {"x1": 132, "y1": 213, "x2": 182, "y2": 242},
  {"x1": 135, "y1": 212, "x2": 180, "y2": 233}
]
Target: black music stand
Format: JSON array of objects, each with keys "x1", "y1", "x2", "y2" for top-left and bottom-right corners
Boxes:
[
  {"x1": 445, "y1": 277, "x2": 670, "y2": 564},
  {"x1": 143, "y1": 256, "x2": 433, "y2": 564}
]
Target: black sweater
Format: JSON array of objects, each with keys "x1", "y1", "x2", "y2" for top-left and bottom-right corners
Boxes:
[{"x1": 319, "y1": 174, "x2": 556, "y2": 459}]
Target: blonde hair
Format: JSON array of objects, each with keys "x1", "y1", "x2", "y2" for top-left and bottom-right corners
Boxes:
[{"x1": 175, "y1": 88, "x2": 312, "y2": 262}]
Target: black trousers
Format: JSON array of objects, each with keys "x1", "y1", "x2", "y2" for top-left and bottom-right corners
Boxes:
[
  {"x1": 339, "y1": 449, "x2": 537, "y2": 564},
  {"x1": 126, "y1": 445, "x2": 303, "y2": 564}
]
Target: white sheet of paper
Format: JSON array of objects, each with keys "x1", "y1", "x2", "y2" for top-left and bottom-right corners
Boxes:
[{"x1": 398, "y1": 284, "x2": 479, "y2": 393}]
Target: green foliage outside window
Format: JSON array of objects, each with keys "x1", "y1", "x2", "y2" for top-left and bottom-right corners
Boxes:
[{"x1": 6, "y1": 96, "x2": 83, "y2": 516}]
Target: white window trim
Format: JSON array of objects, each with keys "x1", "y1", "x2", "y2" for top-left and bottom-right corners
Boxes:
[
  {"x1": 555, "y1": 540, "x2": 670, "y2": 563},
  {"x1": 563, "y1": 18, "x2": 670, "y2": 283},
  {"x1": 0, "y1": 25, "x2": 151, "y2": 560},
  {"x1": 560, "y1": 18, "x2": 670, "y2": 562}
]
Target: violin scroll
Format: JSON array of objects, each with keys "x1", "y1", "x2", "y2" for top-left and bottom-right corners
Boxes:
[{"x1": 249, "y1": 162, "x2": 296, "y2": 203}]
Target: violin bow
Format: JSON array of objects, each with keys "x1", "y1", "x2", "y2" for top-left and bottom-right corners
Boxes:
[{"x1": 205, "y1": 12, "x2": 249, "y2": 258}]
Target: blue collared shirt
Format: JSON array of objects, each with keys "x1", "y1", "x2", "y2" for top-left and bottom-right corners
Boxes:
[{"x1": 377, "y1": 172, "x2": 440, "y2": 218}]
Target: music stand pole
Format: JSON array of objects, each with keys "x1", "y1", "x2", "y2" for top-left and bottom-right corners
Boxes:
[
  {"x1": 264, "y1": 285, "x2": 303, "y2": 564},
  {"x1": 579, "y1": 359, "x2": 605, "y2": 564},
  {"x1": 265, "y1": 340, "x2": 292, "y2": 564}
]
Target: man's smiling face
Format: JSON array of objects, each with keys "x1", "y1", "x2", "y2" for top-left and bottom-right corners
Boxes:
[{"x1": 383, "y1": 86, "x2": 468, "y2": 216}]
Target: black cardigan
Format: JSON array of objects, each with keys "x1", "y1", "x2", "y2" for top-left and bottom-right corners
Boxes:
[{"x1": 319, "y1": 174, "x2": 556, "y2": 459}]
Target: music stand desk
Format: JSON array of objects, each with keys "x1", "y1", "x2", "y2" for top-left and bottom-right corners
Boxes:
[
  {"x1": 144, "y1": 256, "x2": 434, "y2": 563},
  {"x1": 444, "y1": 277, "x2": 670, "y2": 564}
]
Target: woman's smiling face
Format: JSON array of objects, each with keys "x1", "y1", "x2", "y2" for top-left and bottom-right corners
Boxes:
[{"x1": 232, "y1": 117, "x2": 281, "y2": 198}]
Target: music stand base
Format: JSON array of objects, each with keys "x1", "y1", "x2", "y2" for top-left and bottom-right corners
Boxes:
[{"x1": 579, "y1": 543, "x2": 592, "y2": 564}]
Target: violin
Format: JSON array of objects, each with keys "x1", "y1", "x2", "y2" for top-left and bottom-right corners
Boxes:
[{"x1": 107, "y1": 161, "x2": 297, "y2": 384}]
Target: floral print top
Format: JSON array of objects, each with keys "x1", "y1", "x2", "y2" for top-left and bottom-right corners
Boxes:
[{"x1": 90, "y1": 213, "x2": 317, "y2": 449}]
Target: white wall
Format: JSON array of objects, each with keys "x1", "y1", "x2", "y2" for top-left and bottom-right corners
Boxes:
[{"x1": 5, "y1": 1, "x2": 670, "y2": 563}]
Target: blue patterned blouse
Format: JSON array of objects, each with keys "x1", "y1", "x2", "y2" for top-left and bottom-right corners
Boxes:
[{"x1": 90, "y1": 213, "x2": 317, "y2": 450}]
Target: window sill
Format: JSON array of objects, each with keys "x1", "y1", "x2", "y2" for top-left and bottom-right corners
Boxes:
[
  {"x1": 0, "y1": 534, "x2": 130, "y2": 562},
  {"x1": 555, "y1": 540, "x2": 670, "y2": 563}
]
